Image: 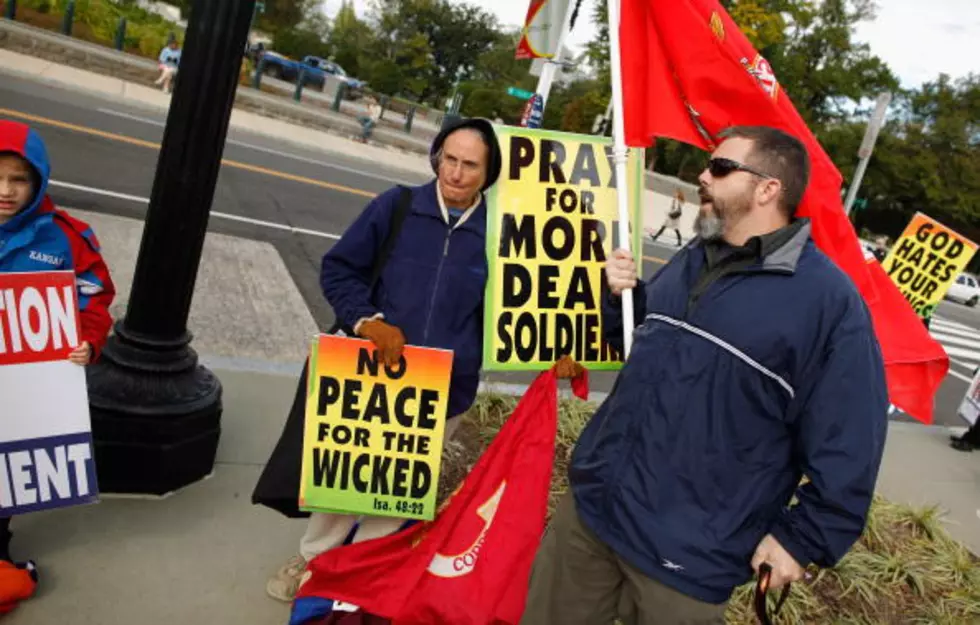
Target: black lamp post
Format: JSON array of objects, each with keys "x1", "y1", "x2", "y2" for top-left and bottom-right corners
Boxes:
[{"x1": 86, "y1": 0, "x2": 257, "y2": 494}]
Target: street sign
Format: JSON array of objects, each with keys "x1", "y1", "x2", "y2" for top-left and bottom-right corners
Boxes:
[
  {"x1": 507, "y1": 87, "x2": 535, "y2": 100},
  {"x1": 520, "y1": 93, "x2": 544, "y2": 129}
]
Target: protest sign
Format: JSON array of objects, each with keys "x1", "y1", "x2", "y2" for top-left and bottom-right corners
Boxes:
[
  {"x1": 0, "y1": 271, "x2": 99, "y2": 518},
  {"x1": 299, "y1": 335, "x2": 453, "y2": 521},
  {"x1": 958, "y1": 367, "x2": 980, "y2": 426},
  {"x1": 483, "y1": 126, "x2": 644, "y2": 371},
  {"x1": 881, "y1": 213, "x2": 978, "y2": 320}
]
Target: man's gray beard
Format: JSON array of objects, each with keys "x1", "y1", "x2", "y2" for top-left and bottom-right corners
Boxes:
[{"x1": 694, "y1": 207, "x2": 724, "y2": 240}]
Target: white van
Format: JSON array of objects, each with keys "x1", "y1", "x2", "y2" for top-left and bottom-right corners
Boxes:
[{"x1": 946, "y1": 273, "x2": 980, "y2": 307}]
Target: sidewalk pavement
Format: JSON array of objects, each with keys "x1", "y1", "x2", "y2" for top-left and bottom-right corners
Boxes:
[{"x1": 5, "y1": 370, "x2": 979, "y2": 625}]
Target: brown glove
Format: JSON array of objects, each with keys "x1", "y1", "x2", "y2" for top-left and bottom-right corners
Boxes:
[
  {"x1": 555, "y1": 355, "x2": 585, "y2": 380},
  {"x1": 358, "y1": 319, "x2": 406, "y2": 368}
]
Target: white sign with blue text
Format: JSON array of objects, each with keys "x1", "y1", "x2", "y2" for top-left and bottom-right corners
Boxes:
[{"x1": 0, "y1": 271, "x2": 99, "y2": 517}]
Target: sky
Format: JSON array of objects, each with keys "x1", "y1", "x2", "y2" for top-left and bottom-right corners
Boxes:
[{"x1": 321, "y1": 0, "x2": 980, "y2": 89}]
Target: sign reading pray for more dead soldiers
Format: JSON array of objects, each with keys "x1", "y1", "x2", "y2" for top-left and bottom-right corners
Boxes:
[
  {"x1": 881, "y1": 212, "x2": 978, "y2": 320},
  {"x1": 482, "y1": 126, "x2": 644, "y2": 372}
]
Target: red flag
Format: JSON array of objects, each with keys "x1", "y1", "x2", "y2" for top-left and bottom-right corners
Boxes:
[
  {"x1": 295, "y1": 368, "x2": 588, "y2": 625},
  {"x1": 619, "y1": 0, "x2": 948, "y2": 423}
]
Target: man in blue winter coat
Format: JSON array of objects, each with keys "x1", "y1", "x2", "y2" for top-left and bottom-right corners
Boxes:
[
  {"x1": 521, "y1": 126, "x2": 889, "y2": 624},
  {"x1": 262, "y1": 117, "x2": 503, "y2": 602}
]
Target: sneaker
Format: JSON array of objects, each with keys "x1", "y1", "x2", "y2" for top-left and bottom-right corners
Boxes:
[{"x1": 266, "y1": 555, "x2": 307, "y2": 603}]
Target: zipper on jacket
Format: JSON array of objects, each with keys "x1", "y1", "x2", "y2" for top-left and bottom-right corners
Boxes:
[{"x1": 422, "y1": 227, "x2": 452, "y2": 344}]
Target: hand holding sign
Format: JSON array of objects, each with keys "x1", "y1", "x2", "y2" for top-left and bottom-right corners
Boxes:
[
  {"x1": 606, "y1": 249, "x2": 638, "y2": 296},
  {"x1": 358, "y1": 319, "x2": 406, "y2": 368},
  {"x1": 300, "y1": 335, "x2": 453, "y2": 521},
  {"x1": 68, "y1": 341, "x2": 92, "y2": 366}
]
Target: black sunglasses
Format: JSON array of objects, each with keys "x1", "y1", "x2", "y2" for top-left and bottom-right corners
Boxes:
[
  {"x1": 709, "y1": 157, "x2": 774, "y2": 180},
  {"x1": 754, "y1": 563, "x2": 791, "y2": 625}
]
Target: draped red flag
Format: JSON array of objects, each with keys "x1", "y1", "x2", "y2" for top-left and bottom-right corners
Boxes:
[
  {"x1": 293, "y1": 368, "x2": 588, "y2": 625},
  {"x1": 619, "y1": 0, "x2": 948, "y2": 423}
]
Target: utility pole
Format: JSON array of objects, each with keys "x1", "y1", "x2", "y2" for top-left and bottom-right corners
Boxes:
[
  {"x1": 844, "y1": 92, "x2": 891, "y2": 216},
  {"x1": 86, "y1": 0, "x2": 257, "y2": 495},
  {"x1": 532, "y1": 0, "x2": 576, "y2": 108}
]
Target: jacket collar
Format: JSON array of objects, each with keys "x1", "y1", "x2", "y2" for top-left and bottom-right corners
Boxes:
[
  {"x1": 761, "y1": 219, "x2": 811, "y2": 273},
  {"x1": 416, "y1": 180, "x2": 486, "y2": 235},
  {"x1": 696, "y1": 219, "x2": 811, "y2": 274}
]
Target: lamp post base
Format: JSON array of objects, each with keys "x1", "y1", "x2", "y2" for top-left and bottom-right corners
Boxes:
[{"x1": 85, "y1": 322, "x2": 222, "y2": 495}]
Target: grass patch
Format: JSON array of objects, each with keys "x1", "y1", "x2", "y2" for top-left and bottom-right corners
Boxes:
[{"x1": 437, "y1": 390, "x2": 980, "y2": 624}]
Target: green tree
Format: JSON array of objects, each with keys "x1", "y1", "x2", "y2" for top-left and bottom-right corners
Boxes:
[
  {"x1": 271, "y1": 8, "x2": 332, "y2": 60},
  {"x1": 584, "y1": 0, "x2": 610, "y2": 91},
  {"x1": 561, "y1": 90, "x2": 607, "y2": 134},
  {"x1": 850, "y1": 74, "x2": 980, "y2": 255},
  {"x1": 751, "y1": 0, "x2": 899, "y2": 129},
  {"x1": 363, "y1": 0, "x2": 498, "y2": 104},
  {"x1": 328, "y1": 0, "x2": 374, "y2": 78},
  {"x1": 257, "y1": 0, "x2": 321, "y2": 34}
]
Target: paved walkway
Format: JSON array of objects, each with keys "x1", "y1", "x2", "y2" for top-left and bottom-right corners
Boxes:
[{"x1": 0, "y1": 50, "x2": 978, "y2": 625}]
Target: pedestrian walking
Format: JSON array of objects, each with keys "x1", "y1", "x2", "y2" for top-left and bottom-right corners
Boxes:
[
  {"x1": 650, "y1": 189, "x2": 685, "y2": 246},
  {"x1": 253, "y1": 117, "x2": 504, "y2": 603},
  {"x1": 521, "y1": 126, "x2": 889, "y2": 624}
]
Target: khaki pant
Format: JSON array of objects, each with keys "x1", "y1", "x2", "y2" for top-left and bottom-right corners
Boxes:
[
  {"x1": 520, "y1": 493, "x2": 728, "y2": 625},
  {"x1": 299, "y1": 416, "x2": 463, "y2": 561}
]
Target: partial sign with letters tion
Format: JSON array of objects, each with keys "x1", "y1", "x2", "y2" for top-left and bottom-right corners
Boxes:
[{"x1": 0, "y1": 271, "x2": 99, "y2": 517}]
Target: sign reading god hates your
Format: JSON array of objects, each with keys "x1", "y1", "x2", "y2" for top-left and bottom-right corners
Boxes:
[
  {"x1": 300, "y1": 335, "x2": 453, "y2": 521},
  {"x1": 881, "y1": 212, "x2": 978, "y2": 320},
  {"x1": 0, "y1": 271, "x2": 99, "y2": 518},
  {"x1": 483, "y1": 126, "x2": 644, "y2": 371}
]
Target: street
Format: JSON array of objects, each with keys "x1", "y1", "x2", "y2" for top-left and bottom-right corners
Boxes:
[{"x1": 2, "y1": 74, "x2": 976, "y2": 427}]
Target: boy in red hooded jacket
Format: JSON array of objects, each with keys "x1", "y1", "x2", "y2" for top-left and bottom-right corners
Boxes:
[{"x1": 0, "y1": 120, "x2": 115, "y2": 592}]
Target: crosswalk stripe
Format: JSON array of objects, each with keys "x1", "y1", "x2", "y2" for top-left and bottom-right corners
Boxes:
[
  {"x1": 929, "y1": 331, "x2": 980, "y2": 351},
  {"x1": 931, "y1": 315, "x2": 977, "y2": 332},
  {"x1": 929, "y1": 323, "x2": 980, "y2": 341},
  {"x1": 939, "y1": 345, "x2": 980, "y2": 367}
]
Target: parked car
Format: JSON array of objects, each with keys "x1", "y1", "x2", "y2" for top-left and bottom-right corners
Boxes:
[
  {"x1": 257, "y1": 51, "x2": 366, "y2": 91},
  {"x1": 946, "y1": 272, "x2": 980, "y2": 307}
]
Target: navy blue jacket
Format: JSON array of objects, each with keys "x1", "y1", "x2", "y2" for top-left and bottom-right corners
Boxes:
[
  {"x1": 320, "y1": 181, "x2": 487, "y2": 418},
  {"x1": 570, "y1": 222, "x2": 888, "y2": 603}
]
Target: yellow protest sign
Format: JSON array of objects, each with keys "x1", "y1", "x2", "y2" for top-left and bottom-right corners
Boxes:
[
  {"x1": 299, "y1": 335, "x2": 453, "y2": 521},
  {"x1": 483, "y1": 126, "x2": 644, "y2": 371},
  {"x1": 881, "y1": 212, "x2": 978, "y2": 320}
]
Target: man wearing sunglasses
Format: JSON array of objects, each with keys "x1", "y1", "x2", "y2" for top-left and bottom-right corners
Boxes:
[{"x1": 521, "y1": 126, "x2": 888, "y2": 624}]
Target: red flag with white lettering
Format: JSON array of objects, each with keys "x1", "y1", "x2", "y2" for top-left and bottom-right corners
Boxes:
[
  {"x1": 295, "y1": 368, "x2": 587, "y2": 625},
  {"x1": 618, "y1": 0, "x2": 948, "y2": 423}
]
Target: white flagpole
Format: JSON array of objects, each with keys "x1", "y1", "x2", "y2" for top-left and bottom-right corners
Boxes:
[{"x1": 607, "y1": 0, "x2": 635, "y2": 358}]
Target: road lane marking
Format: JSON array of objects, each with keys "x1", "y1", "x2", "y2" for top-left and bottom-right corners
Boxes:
[
  {"x1": 0, "y1": 107, "x2": 376, "y2": 198},
  {"x1": 96, "y1": 107, "x2": 420, "y2": 186},
  {"x1": 947, "y1": 368, "x2": 972, "y2": 383},
  {"x1": 643, "y1": 256, "x2": 667, "y2": 265},
  {"x1": 48, "y1": 180, "x2": 340, "y2": 240}
]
